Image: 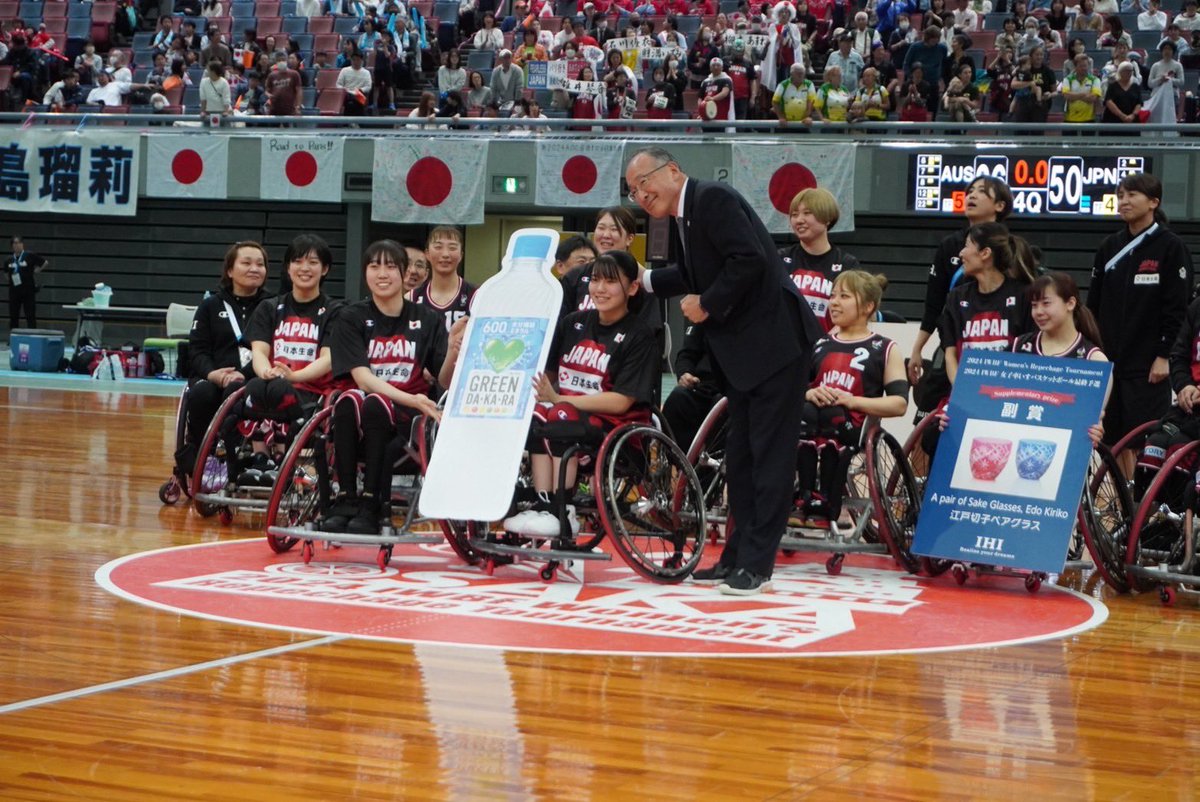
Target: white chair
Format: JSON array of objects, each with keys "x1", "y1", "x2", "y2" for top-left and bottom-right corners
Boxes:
[{"x1": 144, "y1": 303, "x2": 198, "y2": 377}]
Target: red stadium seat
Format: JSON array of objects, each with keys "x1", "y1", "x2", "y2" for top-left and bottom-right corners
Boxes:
[
  {"x1": 316, "y1": 68, "x2": 339, "y2": 89},
  {"x1": 316, "y1": 87, "x2": 345, "y2": 115},
  {"x1": 307, "y1": 16, "x2": 332, "y2": 33}
]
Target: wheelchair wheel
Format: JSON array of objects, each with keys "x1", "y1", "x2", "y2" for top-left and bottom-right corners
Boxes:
[
  {"x1": 264, "y1": 406, "x2": 333, "y2": 554},
  {"x1": 1078, "y1": 445, "x2": 1134, "y2": 593},
  {"x1": 843, "y1": 446, "x2": 880, "y2": 544},
  {"x1": 189, "y1": 386, "x2": 247, "y2": 507},
  {"x1": 904, "y1": 414, "x2": 952, "y2": 576},
  {"x1": 415, "y1": 413, "x2": 484, "y2": 565},
  {"x1": 686, "y1": 397, "x2": 729, "y2": 543},
  {"x1": 1126, "y1": 441, "x2": 1199, "y2": 592},
  {"x1": 867, "y1": 429, "x2": 922, "y2": 574},
  {"x1": 597, "y1": 424, "x2": 706, "y2": 583},
  {"x1": 1110, "y1": 420, "x2": 1157, "y2": 501}
]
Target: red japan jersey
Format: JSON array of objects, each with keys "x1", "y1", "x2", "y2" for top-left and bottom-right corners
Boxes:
[
  {"x1": 329, "y1": 299, "x2": 448, "y2": 397},
  {"x1": 780, "y1": 244, "x2": 861, "y2": 332},
  {"x1": 699, "y1": 74, "x2": 733, "y2": 119},
  {"x1": 408, "y1": 276, "x2": 477, "y2": 333},
  {"x1": 939, "y1": 276, "x2": 1032, "y2": 355},
  {"x1": 245, "y1": 293, "x2": 333, "y2": 393},
  {"x1": 725, "y1": 60, "x2": 754, "y2": 99},
  {"x1": 1013, "y1": 332, "x2": 1103, "y2": 361},
  {"x1": 810, "y1": 332, "x2": 894, "y2": 428},
  {"x1": 572, "y1": 92, "x2": 599, "y2": 119}
]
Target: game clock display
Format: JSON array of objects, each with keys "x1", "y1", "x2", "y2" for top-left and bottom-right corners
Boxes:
[{"x1": 910, "y1": 153, "x2": 1148, "y2": 217}]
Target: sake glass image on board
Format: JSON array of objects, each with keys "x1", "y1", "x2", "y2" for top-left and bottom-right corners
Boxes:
[
  {"x1": 1016, "y1": 439, "x2": 1057, "y2": 480},
  {"x1": 969, "y1": 437, "x2": 1013, "y2": 482}
]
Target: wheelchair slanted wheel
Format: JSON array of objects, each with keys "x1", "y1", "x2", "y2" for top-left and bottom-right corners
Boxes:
[
  {"x1": 540, "y1": 563, "x2": 558, "y2": 582},
  {"x1": 377, "y1": 546, "x2": 392, "y2": 571},
  {"x1": 1024, "y1": 573, "x2": 1042, "y2": 593},
  {"x1": 483, "y1": 558, "x2": 496, "y2": 577},
  {"x1": 868, "y1": 429, "x2": 922, "y2": 574},
  {"x1": 597, "y1": 425, "x2": 707, "y2": 584},
  {"x1": 952, "y1": 563, "x2": 969, "y2": 586},
  {"x1": 218, "y1": 506, "x2": 234, "y2": 526},
  {"x1": 264, "y1": 407, "x2": 333, "y2": 555},
  {"x1": 159, "y1": 480, "x2": 181, "y2": 505},
  {"x1": 1078, "y1": 445, "x2": 1134, "y2": 593},
  {"x1": 1160, "y1": 585, "x2": 1176, "y2": 606},
  {"x1": 825, "y1": 554, "x2": 844, "y2": 576},
  {"x1": 302, "y1": 541, "x2": 314, "y2": 565},
  {"x1": 195, "y1": 501, "x2": 220, "y2": 518}
]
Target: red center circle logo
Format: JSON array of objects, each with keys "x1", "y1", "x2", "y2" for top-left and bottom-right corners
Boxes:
[{"x1": 96, "y1": 541, "x2": 1106, "y2": 657}]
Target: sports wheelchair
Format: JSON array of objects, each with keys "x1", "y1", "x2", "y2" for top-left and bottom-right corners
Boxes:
[
  {"x1": 159, "y1": 385, "x2": 197, "y2": 506},
  {"x1": 446, "y1": 412, "x2": 709, "y2": 584},
  {"x1": 686, "y1": 398, "x2": 924, "y2": 575},
  {"x1": 904, "y1": 413, "x2": 1134, "y2": 591},
  {"x1": 263, "y1": 397, "x2": 456, "y2": 569},
  {"x1": 1124, "y1": 433, "x2": 1200, "y2": 604}
]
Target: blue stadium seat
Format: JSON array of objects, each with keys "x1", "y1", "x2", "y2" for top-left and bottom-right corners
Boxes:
[
  {"x1": 133, "y1": 32, "x2": 155, "y2": 49},
  {"x1": 290, "y1": 32, "x2": 312, "y2": 50},
  {"x1": 302, "y1": 85, "x2": 316, "y2": 108},
  {"x1": 67, "y1": 17, "x2": 91, "y2": 39},
  {"x1": 280, "y1": 0, "x2": 296, "y2": 14},
  {"x1": 133, "y1": 67, "x2": 150, "y2": 81},
  {"x1": 231, "y1": 1, "x2": 255, "y2": 17},
  {"x1": 183, "y1": 86, "x2": 200, "y2": 109},
  {"x1": 19, "y1": 1, "x2": 43, "y2": 19},
  {"x1": 282, "y1": 16, "x2": 307, "y2": 33},
  {"x1": 467, "y1": 49, "x2": 493, "y2": 69},
  {"x1": 68, "y1": 2, "x2": 91, "y2": 17},
  {"x1": 332, "y1": 16, "x2": 358, "y2": 34}
]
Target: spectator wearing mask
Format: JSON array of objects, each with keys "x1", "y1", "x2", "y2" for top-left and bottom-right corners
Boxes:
[
  {"x1": 724, "y1": 38, "x2": 759, "y2": 119},
  {"x1": 265, "y1": 51, "x2": 303, "y2": 115},
  {"x1": 888, "y1": 12, "x2": 918, "y2": 65}
]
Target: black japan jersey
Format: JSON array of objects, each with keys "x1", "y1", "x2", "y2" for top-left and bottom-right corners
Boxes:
[
  {"x1": 810, "y1": 331, "x2": 895, "y2": 428},
  {"x1": 246, "y1": 292, "x2": 332, "y2": 392},
  {"x1": 938, "y1": 277, "x2": 1032, "y2": 356},
  {"x1": 330, "y1": 298, "x2": 447, "y2": 397},
  {"x1": 1013, "y1": 332, "x2": 1102, "y2": 361},
  {"x1": 778, "y1": 243, "x2": 862, "y2": 331},
  {"x1": 408, "y1": 277, "x2": 477, "y2": 333},
  {"x1": 559, "y1": 261, "x2": 664, "y2": 335},
  {"x1": 1168, "y1": 297, "x2": 1200, "y2": 392},
  {"x1": 551, "y1": 309, "x2": 659, "y2": 425}
]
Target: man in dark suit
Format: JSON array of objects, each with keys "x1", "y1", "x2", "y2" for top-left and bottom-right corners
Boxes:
[{"x1": 625, "y1": 146, "x2": 823, "y2": 595}]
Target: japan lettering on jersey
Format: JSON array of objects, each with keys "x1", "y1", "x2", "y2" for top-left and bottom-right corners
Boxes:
[
  {"x1": 941, "y1": 279, "x2": 1029, "y2": 355},
  {"x1": 726, "y1": 62, "x2": 751, "y2": 99},
  {"x1": 700, "y1": 75, "x2": 733, "y2": 119},
  {"x1": 959, "y1": 312, "x2": 1013, "y2": 351},
  {"x1": 410, "y1": 277, "x2": 476, "y2": 333},
  {"x1": 272, "y1": 315, "x2": 321, "y2": 368},
  {"x1": 810, "y1": 333, "x2": 894, "y2": 427},
  {"x1": 367, "y1": 333, "x2": 420, "y2": 389},
  {"x1": 559, "y1": 339, "x2": 612, "y2": 395},
  {"x1": 790, "y1": 268, "x2": 835, "y2": 328}
]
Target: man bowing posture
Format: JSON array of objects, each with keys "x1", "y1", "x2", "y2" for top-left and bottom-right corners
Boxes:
[{"x1": 625, "y1": 146, "x2": 823, "y2": 595}]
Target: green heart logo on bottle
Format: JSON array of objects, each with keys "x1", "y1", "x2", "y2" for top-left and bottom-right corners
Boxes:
[{"x1": 483, "y1": 338, "x2": 526, "y2": 372}]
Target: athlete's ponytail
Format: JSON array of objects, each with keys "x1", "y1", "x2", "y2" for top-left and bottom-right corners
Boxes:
[
  {"x1": 1028, "y1": 272, "x2": 1105, "y2": 352},
  {"x1": 966, "y1": 223, "x2": 1037, "y2": 284}
]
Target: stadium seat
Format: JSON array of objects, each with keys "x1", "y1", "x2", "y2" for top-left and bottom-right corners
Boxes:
[
  {"x1": 291, "y1": 32, "x2": 312, "y2": 51},
  {"x1": 256, "y1": 15, "x2": 282, "y2": 36},
  {"x1": 280, "y1": 0, "x2": 296, "y2": 14},
  {"x1": 282, "y1": 16, "x2": 307, "y2": 33},
  {"x1": 67, "y1": 2, "x2": 90, "y2": 17},
  {"x1": 133, "y1": 31, "x2": 154, "y2": 49},
  {"x1": 316, "y1": 87, "x2": 345, "y2": 115},
  {"x1": 42, "y1": 1, "x2": 64, "y2": 17},
  {"x1": 433, "y1": 0, "x2": 458, "y2": 20},
  {"x1": 332, "y1": 16, "x2": 358, "y2": 34},
  {"x1": 313, "y1": 32, "x2": 340, "y2": 52},
  {"x1": 230, "y1": 1, "x2": 254, "y2": 17},
  {"x1": 307, "y1": 16, "x2": 332, "y2": 32},
  {"x1": 183, "y1": 86, "x2": 199, "y2": 109},
  {"x1": 18, "y1": 1, "x2": 43, "y2": 20},
  {"x1": 467, "y1": 48, "x2": 493, "y2": 69},
  {"x1": 302, "y1": 84, "x2": 316, "y2": 108},
  {"x1": 316, "y1": 68, "x2": 339, "y2": 89},
  {"x1": 91, "y1": 2, "x2": 116, "y2": 24},
  {"x1": 257, "y1": 0, "x2": 280, "y2": 15}
]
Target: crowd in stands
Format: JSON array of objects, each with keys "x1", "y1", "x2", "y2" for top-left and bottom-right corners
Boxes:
[{"x1": 1, "y1": 0, "x2": 1196, "y2": 123}]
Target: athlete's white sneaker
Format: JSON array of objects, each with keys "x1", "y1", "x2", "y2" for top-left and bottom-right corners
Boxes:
[
  {"x1": 503, "y1": 509, "x2": 540, "y2": 534},
  {"x1": 565, "y1": 505, "x2": 581, "y2": 536},
  {"x1": 525, "y1": 511, "x2": 562, "y2": 537}
]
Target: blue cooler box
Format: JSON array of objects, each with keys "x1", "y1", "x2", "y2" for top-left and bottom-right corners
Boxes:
[{"x1": 10, "y1": 329, "x2": 66, "y2": 372}]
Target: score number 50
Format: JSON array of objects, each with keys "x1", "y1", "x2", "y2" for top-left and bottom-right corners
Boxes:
[{"x1": 1010, "y1": 157, "x2": 1086, "y2": 215}]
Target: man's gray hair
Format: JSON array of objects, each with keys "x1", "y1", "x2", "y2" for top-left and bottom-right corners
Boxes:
[{"x1": 631, "y1": 146, "x2": 676, "y2": 168}]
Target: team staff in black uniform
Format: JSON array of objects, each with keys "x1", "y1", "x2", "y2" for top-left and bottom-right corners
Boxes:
[
  {"x1": 1088, "y1": 173, "x2": 1194, "y2": 459},
  {"x1": 1137, "y1": 293, "x2": 1200, "y2": 496},
  {"x1": 625, "y1": 146, "x2": 824, "y2": 596},
  {"x1": 909, "y1": 176, "x2": 1014, "y2": 423},
  {"x1": 324, "y1": 240, "x2": 465, "y2": 536},
  {"x1": 177, "y1": 241, "x2": 270, "y2": 477},
  {"x1": 778, "y1": 187, "x2": 861, "y2": 332},
  {"x1": 6, "y1": 236, "x2": 49, "y2": 331}
]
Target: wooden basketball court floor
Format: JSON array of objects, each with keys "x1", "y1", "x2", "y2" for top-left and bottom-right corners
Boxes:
[{"x1": 1, "y1": 386, "x2": 1198, "y2": 801}]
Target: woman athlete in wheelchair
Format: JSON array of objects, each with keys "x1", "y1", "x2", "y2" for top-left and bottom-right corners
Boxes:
[{"x1": 463, "y1": 251, "x2": 707, "y2": 583}]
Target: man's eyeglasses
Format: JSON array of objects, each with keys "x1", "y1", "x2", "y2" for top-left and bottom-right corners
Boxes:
[{"x1": 626, "y1": 162, "x2": 671, "y2": 203}]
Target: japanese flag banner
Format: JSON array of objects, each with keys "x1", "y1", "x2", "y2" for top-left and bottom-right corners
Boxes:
[
  {"x1": 372, "y1": 138, "x2": 487, "y2": 225},
  {"x1": 535, "y1": 139, "x2": 626, "y2": 209},
  {"x1": 259, "y1": 136, "x2": 344, "y2": 201},
  {"x1": 0, "y1": 130, "x2": 139, "y2": 216},
  {"x1": 730, "y1": 143, "x2": 856, "y2": 234},
  {"x1": 147, "y1": 136, "x2": 228, "y2": 199}
]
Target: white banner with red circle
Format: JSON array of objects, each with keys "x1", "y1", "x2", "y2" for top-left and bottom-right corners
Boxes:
[
  {"x1": 534, "y1": 139, "x2": 626, "y2": 209},
  {"x1": 371, "y1": 138, "x2": 488, "y2": 225},
  {"x1": 146, "y1": 135, "x2": 228, "y2": 199},
  {"x1": 731, "y1": 143, "x2": 856, "y2": 234},
  {"x1": 259, "y1": 136, "x2": 344, "y2": 201}
]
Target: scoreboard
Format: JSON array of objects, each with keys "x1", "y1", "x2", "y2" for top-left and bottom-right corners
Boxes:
[{"x1": 910, "y1": 153, "x2": 1149, "y2": 217}]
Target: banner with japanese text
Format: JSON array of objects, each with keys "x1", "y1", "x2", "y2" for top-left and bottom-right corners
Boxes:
[
  {"x1": 730, "y1": 143, "x2": 855, "y2": 234},
  {"x1": 913, "y1": 351, "x2": 1111, "y2": 574},
  {"x1": 0, "y1": 130, "x2": 139, "y2": 216}
]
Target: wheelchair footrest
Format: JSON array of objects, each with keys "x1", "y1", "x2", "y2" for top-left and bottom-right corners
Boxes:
[
  {"x1": 1125, "y1": 563, "x2": 1200, "y2": 586},
  {"x1": 466, "y1": 537, "x2": 613, "y2": 563},
  {"x1": 779, "y1": 534, "x2": 889, "y2": 556},
  {"x1": 266, "y1": 525, "x2": 441, "y2": 547},
  {"x1": 194, "y1": 492, "x2": 271, "y2": 510}
]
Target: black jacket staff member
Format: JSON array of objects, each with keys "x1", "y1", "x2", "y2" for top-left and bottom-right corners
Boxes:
[
  {"x1": 625, "y1": 146, "x2": 824, "y2": 596},
  {"x1": 1087, "y1": 172, "x2": 1193, "y2": 449},
  {"x1": 7, "y1": 236, "x2": 49, "y2": 331}
]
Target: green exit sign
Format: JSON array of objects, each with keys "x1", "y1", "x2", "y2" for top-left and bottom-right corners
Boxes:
[{"x1": 493, "y1": 176, "x2": 529, "y2": 195}]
